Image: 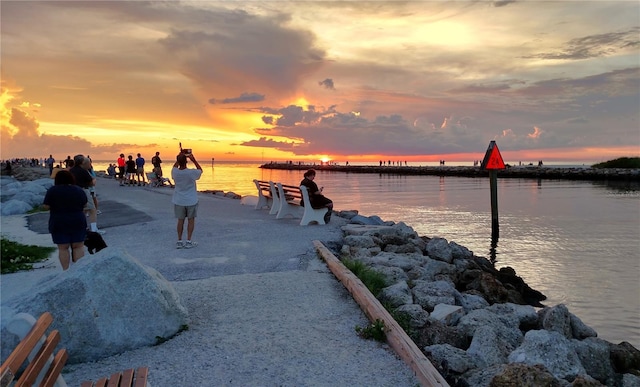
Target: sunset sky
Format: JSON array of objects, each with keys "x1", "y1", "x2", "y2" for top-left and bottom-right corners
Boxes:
[{"x1": 1, "y1": 1, "x2": 639, "y2": 164}]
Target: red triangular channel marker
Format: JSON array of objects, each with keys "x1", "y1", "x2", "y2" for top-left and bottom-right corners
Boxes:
[{"x1": 482, "y1": 141, "x2": 506, "y2": 170}]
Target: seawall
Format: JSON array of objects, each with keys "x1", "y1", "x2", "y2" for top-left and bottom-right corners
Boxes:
[{"x1": 261, "y1": 163, "x2": 640, "y2": 181}]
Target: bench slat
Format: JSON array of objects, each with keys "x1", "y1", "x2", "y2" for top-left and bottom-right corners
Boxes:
[
  {"x1": 133, "y1": 367, "x2": 149, "y2": 387},
  {"x1": 41, "y1": 349, "x2": 68, "y2": 387},
  {"x1": 117, "y1": 368, "x2": 134, "y2": 387},
  {"x1": 17, "y1": 329, "x2": 60, "y2": 386},
  {"x1": 0, "y1": 312, "x2": 53, "y2": 379}
]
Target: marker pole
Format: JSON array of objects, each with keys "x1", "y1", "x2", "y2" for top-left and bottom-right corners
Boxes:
[{"x1": 490, "y1": 170, "x2": 499, "y2": 240}]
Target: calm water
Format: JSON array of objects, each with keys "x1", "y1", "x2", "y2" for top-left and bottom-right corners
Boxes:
[{"x1": 94, "y1": 161, "x2": 640, "y2": 348}]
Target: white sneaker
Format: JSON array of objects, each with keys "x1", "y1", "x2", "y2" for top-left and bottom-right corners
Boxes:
[
  {"x1": 176, "y1": 241, "x2": 184, "y2": 249},
  {"x1": 94, "y1": 229, "x2": 106, "y2": 235},
  {"x1": 184, "y1": 241, "x2": 197, "y2": 249}
]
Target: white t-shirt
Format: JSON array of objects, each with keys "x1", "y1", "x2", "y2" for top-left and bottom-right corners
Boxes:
[{"x1": 171, "y1": 167, "x2": 203, "y2": 206}]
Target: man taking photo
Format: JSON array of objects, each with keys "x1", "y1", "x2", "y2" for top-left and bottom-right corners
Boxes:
[{"x1": 172, "y1": 150, "x2": 202, "y2": 249}]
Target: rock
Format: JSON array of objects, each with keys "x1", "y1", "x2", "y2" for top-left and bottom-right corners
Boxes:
[
  {"x1": 414, "y1": 318, "x2": 469, "y2": 350},
  {"x1": 463, "y1": 364, "x2": 506, "y2": 387},
  {"x1": 572, "y1": 337, "x2": 616, "y2": 385},
  {"x1": 508, "y1": 330, "x2": 586, "y2": 381},
  {"x1": 458, "y1": 309, "x2": 523, "y2": 351},
  {"x1": 468, "y1": 325, "x2": 510, "y2": 367},
  {"x1": 539, "y1": 304, "x2": 573, "y2": 338},
  {"x1": 394, "y1": 304, "x2": 430, "y2": 328},
  {"x1": 370, "y1": 252, "x2": 422, "y2": 271},
  {"x1": 430, "y1": 304, "x2": 464, "y2": 326},
  {"x1": 569, "y1": 374, "x2": 604, "y2": 386},
  {"x1": 456, "y1": 292, "x2": 490, "y2": 312},
  {"x1": 0, "y1": 248, "x2": 189, "y2": 364},
  {"x1": 379, "y1": 281, "x2": 413, "y2": 308},
  {"x1": 450, "y1": 241, "x2": 473, "y2": 260},
  {"x1": 609, "y1": 341, "x2": 640, "y2": 375},
  {"x1": 487, "y1": 303, "x2": 539, "y2": 330},
  {"x1": 570, "y1": 313, "x2": 598, "y2": 340},
  {"x1": 337, "y1": 210, "x2": 358, "y2": 219},
  {"x1": 369, "y1": 265, "x2": 408, "y2": 284},
  {"x1": 466, "y1": 271, "x2": 511, "y2": 305},
  {"x1": 426, "y1": 237, "x2": 453, "y2": 263},
  {"x1": 344, "y1": 235, "x2": 377, "y2": 248},
  {"x1": 424, "y1": 343, "x2": 476, "y2": 374},
  {"x1": 350, "y1": 214, "x2": 384, "y2": 225},
  {"x1": 489, "y1": 363, "x2": 563, "y2": 387},
  {"x1": 622, "y1": 373, "x2": 640, "y2": 386},
  {"x1": 1, "y1": 199, "x2": 33, "y2": 215},
  {"x1": 412, "y1": 280, "x2": 459, "y2": 312}
]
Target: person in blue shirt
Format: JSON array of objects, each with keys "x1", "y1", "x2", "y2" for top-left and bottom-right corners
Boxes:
[{"x1": 135, "y1": 153, "x2": 146, "y2": 186}]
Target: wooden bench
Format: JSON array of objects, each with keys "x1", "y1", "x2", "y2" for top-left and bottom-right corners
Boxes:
[
  {"x1": 253, "y1": 179, "x2": 273, "y2": 210},
  {"x1": 0, "y1": 312, "x2": 149, "y2": 387},
  {"x1": 275, "y1": 183, "x2": 327, "y2": 226}
]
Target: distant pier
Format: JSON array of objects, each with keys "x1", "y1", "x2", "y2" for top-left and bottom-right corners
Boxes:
[{"x1": 260, "y1": 163, "x2": 640, "y2": 181}]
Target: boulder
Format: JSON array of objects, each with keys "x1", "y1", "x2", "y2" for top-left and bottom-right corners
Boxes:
[
  {"x1": 456, "y1": 292, "x2": 490, "y2": 312},
  {"x1": 489, "y1": 363, "x2": 563, "y2": 387},
  {"x1": 344, "y1": 235, "x2": 377, "y2": 249},
  {"x1": 426, "y1": 237, "x2": 453, "y2": 263},
  {"x1": 1, "y1": 199, "x2": 33, "y2": 215},
  {"x1": 508, "y1": 330, "x2": 586, "y2": 381},
  {"x1": 467, "y1": 325, "x2": 510, "y2": 367},
  {"x1": 424, "y1": 343, "x2": 476, "y2": 374},
  {"x1": 572, "y1": 337, "x2": 616, "y2": 385},
  {"x1": 539, "y1": 304, "x2": 572, "y2": 338},
  {"x1": 412, "y1": 280, "x2": 459, "y2": 312},
  {"x1": 430, "y1": 304, "x2": 464, "y2": 326},
  {"x1": 394, "y1": 304, "x2": 430, "y2": 328},
  {"x1": 379, "y1": 281, "x2": 413, "y2": 308},
  {"x1": 458, "y1": 309, "x2": 523, "y2": 351},
  {"x1": 0, "y1": 248, "x2": 189, "y2": 364}
]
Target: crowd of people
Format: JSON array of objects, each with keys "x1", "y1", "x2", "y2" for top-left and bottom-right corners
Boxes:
[{"x1": 14, "y1": 150, "x2": 335, "y2": 271}]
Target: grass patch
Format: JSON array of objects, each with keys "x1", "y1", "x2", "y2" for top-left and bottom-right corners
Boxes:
[
  {"x1": 1, "y1": 237, "x2": 55, "y2": 274},
  {"x1": 355, "y1": 319, "x2": 386, "y2": 342},
  {"x1": 341, "y1": 258, "x2": 387, "y2": 297},
  {"x1": 592, "y1": 157, "x2": 640, "y2": 169}
]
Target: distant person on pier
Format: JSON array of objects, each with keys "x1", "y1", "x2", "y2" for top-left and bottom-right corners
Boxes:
[{"x1": 300, "y1": 169, "x2": 333, "y2": 223}]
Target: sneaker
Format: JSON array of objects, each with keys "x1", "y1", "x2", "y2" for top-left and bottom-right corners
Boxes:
[
  {"x1": 94, "y1": 229, "x2": 106, "y2": 235},
  {"x1": 176, "y1": 241, "x2": 184, "y2": 249},
  {"x1": 184, "y1": 241, "x2": 197, "y2": 249},
  {"x1": 96, "y1": 210, "x2": 102, "y2": 215}
]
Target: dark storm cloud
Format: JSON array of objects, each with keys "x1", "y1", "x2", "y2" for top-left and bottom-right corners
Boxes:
[
  {"x1": 209, "y1": 92, "x2": 265, "y2": 104},
  {"x1": 318, "y1": 78, "x2": 335, "y2": 90},
  {"x1": 524, "y1": 28, "x2": 639, "y2": 60}
]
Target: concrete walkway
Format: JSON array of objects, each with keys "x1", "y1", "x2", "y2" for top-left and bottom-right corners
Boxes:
[{"x1": 1, "y1": 176, "x2": 418, "y2": 386}]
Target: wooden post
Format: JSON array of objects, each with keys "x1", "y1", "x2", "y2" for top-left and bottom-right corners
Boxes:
[
  {"x1": 313, "y1": 240, "x2": 449, "y2": 387},
  {"x1": 490, "y1": 170, "x2": 499, "y2": 240}
]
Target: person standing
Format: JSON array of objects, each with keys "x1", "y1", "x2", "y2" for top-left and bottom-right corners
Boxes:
[
  {"x1": 151, "y1": 151, "x2": 163, "y2": 177},
  {"x1": 300, "y1": 169, "x2": 333, "y2": 223},
  {"x1": 46, "y1": 154, "x2": 55, "y2": 176},
  {"x1": 135, "y1": 153, "x2": 146, "y2": 186},
  {"x1": 70, "y1": 154, "x2": 104, "y2": 234},
  {"x1": 42, "y1": 170, "x2": 88, "y2": 270},
  {"x1": 125, "y1": 155, "x2": 137, "y2": 185},
  {"x1": 116, "y1": 153, "x2": 126, "y2": 186},
  {"x1": 171, "y1": 151, "x2": 202, "y2": 249}
]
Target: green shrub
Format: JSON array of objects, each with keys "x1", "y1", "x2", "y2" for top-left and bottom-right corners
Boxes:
[
  {"x1": 355, "y1": 319, "x2": 386, "y2": 342},
  {"x1": 341, "y1": 259, "x2": 387, "y2": 297},
  {"x1": 1, "y1": 237, "x2": 55, "y2": 274}
]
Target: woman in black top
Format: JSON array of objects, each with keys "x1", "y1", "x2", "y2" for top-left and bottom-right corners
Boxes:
[
  {"x1": 43, "y1": 170, "x2": 88, "y2": 270},
  {"x1": 300, "y1": 169, "x2": 333, "y2": 223}
]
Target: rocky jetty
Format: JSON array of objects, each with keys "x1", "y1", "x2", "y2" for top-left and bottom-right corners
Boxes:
[
  {"x1": 334, "y1": 211, "x2": 640, "y2": 386},
  {"x1": 261, "y1": 163, "x2": 640, "y2": 182},
  {"x1": 0, "y1": 168, "x2": 53, "y2": 216}
]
